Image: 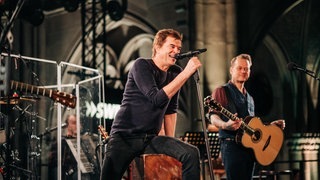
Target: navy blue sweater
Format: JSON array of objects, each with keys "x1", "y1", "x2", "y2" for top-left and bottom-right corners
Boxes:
[{"x1": 110, "y1": 58, "x2": 182, "y2": 135}]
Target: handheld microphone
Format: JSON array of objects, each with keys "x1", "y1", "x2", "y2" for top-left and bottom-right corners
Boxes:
[
  {"x1": 287, "y1": 62, "x2": 314, "y2": 74},
  {"x1": 174, "y1": 48, "x2": 207, "y2": 60}
]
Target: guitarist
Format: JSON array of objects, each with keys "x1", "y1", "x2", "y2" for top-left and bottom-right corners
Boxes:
[{"x1": 207, "y1": 54, "x2": 285, "y2": 180}]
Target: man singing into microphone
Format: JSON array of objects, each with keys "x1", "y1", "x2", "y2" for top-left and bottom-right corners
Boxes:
[{"x1": 100, "y1": 29, "x2": 201, "y2": 179}]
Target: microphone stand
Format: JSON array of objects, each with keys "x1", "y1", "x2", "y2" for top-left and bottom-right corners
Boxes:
[
  {"x1": 0, "y1": 1, "x2": 26, "y2": 179},
  {"x1": 38, "y1": 124, "x2": 67, "y2": 138},
  {"x1": 304, "y1": 70, "x2": 320, "y2": 82},
  {"x1": 0, "y1": 0, "x2": 25, "y2": 46},
  {"x1": 290, "y1": 63, "x2": 320, "y2": 82},
  {"x1": 193, "y1": 69, "x2": 215, "y2": 180}
]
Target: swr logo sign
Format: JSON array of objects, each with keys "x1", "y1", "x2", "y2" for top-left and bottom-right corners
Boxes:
[{"x1": 85, "y1": 101, "x2": 120, "y2": 120}]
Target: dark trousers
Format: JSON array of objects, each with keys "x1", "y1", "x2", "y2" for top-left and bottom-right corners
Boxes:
[
  {"x1": 220, "y1": 139, "x2": 256, "y2": 180},
  {"x1": 100, "y1": 134, "x2": 200, "y2": 180}
]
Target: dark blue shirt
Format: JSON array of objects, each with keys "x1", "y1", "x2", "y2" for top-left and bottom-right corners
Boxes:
[
  {"x1": 212, "y1": 81, "x2": 255, "y2": 138},
  {"x1": 110, "y1": 58, "x2": 182, "y2": 135}
]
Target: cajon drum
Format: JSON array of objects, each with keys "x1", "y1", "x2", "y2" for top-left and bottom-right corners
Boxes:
[{"x1": 131, "y1": 154, "x2": 182, "y2": 180}]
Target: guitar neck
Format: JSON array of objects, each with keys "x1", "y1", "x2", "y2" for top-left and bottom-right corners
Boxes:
[
  {"x1": 220, "y1": 107, "x2": 238, "y2": 121},
  {"x1": 219, "y1": 106, "x2": 254, "y2": 134},
  {"x1": 11, "y1": 80, "x2": 52, "y2": 97},
  {"x1": 10, "y1": 80, "x2": 77, "y2": 108}
]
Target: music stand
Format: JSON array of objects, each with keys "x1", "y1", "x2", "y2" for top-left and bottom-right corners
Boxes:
[
  {"x1": 184, "y1": 131, "x2": 221, "y2": 179},
  {"x1": 184, "y1": 131, "x2": 220, "y2": 159}
]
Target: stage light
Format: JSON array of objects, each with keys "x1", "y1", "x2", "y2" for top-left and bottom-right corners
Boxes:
[
  {"x1": 0, "y1": 0, "x2": 5, "y2": 6},
  {"x1": 107, "y1": 0, "x2": 123, "y2": 21},
  {"x1": 63, "y1": 0, "x2": 80, "y2": 12},
  {"x1": 19, "y1": 0, "x2": 44, "y2": 26},
  {"x1": 22, "y1": 8, "x2": 44, "y2": 26},
  {"x1": 103, "y1": 0, "x2": 127, "y2": 21}
]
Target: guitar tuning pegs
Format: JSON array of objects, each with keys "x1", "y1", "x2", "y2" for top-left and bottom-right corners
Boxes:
[
  {"x1": 203, "y1": 96, "x2": 212, "y2": 106},
  {"x1": 54, "y1": 101, "x2": 66, "y2": 108}
]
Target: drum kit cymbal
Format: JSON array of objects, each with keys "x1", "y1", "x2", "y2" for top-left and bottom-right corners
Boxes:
[
  {"x1": 0, "y1": 81, "x2": 77, "y2": 178},
  {"x1": 0, "y1": 95, "x2": 40, "y2": 105},
  {"x1": 0, "y1": 95, "x2": 42, "y2": 179}
]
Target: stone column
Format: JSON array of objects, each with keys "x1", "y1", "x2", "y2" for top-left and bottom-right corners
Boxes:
[{"x1": 195, "y1": 0, "x2": 237, "y2": 92}]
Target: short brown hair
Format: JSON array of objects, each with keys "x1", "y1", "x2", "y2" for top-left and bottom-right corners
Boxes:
[{"x1": 152, "y1": 29, "x2": 183, "y2": 58}]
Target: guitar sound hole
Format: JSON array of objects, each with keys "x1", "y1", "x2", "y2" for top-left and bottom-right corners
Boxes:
[{"x1": 252, "y1": 130, "x2": 261, "y2": 142}]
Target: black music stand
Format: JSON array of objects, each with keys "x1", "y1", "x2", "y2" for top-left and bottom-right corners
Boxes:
[
  {"x1": 184, "y1": 131, "x2": 220, "y2": 159},
  {"x1": 184, "y1": 131, "x2": 221, "y2": 179}
]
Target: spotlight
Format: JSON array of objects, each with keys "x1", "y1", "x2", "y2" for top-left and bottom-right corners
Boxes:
[
  {"x1": 20, "y1": 8, "x2": 44, "y2": 26},
  {"x1": 64, "y1": 0, "x2": 80, "y2": 12},
  {"x1": 16, "y1": 0, "x2": 45, "y2": 26},
  {"x1": 105, "y1": 0, "x2": 127, "y2": 21},
  {"x1": 0, "y1": 0, "x2": 5, "y2": 6}
]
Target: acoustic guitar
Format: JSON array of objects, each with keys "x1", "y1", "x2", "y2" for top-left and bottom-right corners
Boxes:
[
  {"x1": 10, "y1": 80, "x2": 77, "y2": 108},
  {"x1": 204, "y1": 96, "x2": 284, "y2": 166}
]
